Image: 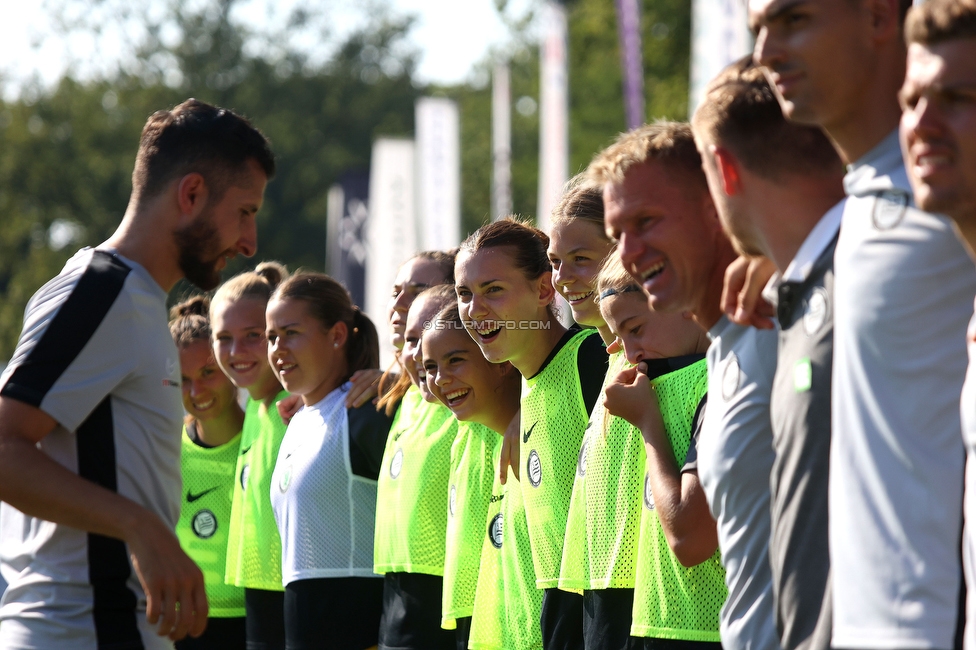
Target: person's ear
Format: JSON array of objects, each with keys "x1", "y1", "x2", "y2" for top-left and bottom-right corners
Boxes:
[
  {"x1": 331, "y1": 321, "x2": 349, "y2": 349},
  {"x1": 712, "y1": 145, "x2": 742, "y2": 198},
  {"x1": 537, "y1": 271, "x2": 557, "y2": 307},
  {"x1": 176, "y1": 172, "x2": 210, "y2": 220}
]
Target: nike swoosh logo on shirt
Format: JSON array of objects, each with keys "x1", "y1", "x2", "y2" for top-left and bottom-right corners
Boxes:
[
  {"x1": 522, "y1": 422, "x2": 537, "y2": 444},
  {"x1": 187, "y1": 487, "x2": 219, "y2": 503},
  {"x1": 240, "y1": 445, "x2": 252, "y2": 456}
]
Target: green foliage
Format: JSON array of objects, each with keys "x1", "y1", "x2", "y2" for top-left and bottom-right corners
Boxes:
[
  {"x1": 0, "y1": 0, "x2": 691, "y2": 360},
  {"x1": 0, "y1": 1, "x2": 421, "y2": 359},
  {"x1": 450, "y1": 0, "x2": 690, "y2": 233}
]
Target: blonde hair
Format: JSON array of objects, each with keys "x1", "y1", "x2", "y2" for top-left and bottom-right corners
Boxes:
[
  {"x1": 211, "y1": 261, "x2": 288, "y2": 319},
  {"x1": 550, "y1": 174, "x2": 607, "y2": 233},
  {"x1": 595, "y1": 252, "x2": 641, "y2": 305},
  {"x1": 586, "y1": 121, "x2": 707, "y2": 191}
]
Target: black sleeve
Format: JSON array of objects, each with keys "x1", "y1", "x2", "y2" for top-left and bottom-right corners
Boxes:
[
  {"x1": 347, "y1": 402, "x2": 396, "y2": 480},
  {"x1": 681, "y1": 394, "x2": 708, "y2": 473},
  {"x1": 576, "y1": 333, "x2": 610, "y2": 417}
]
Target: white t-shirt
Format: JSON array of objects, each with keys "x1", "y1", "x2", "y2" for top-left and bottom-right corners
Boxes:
[
  {"x1": 699, "y1": 316, "x2": 781, "y2": 650},
  {"x1": 831, "y1": 130, "x2": 976, "y2": 649},
  {"x1": 270, "y1": 384, "x2": 380, "y2": 585},
  {"x1": 0, "y1": 248, "x2": 183, "y2": 650}
]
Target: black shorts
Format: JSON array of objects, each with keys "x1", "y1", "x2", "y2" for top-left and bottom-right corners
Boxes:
[
  {"x1": 245, "y1": 588, "x2": 286, "y2": 650},
  {"x1": 283, "y1": 576, "x2": 383, "y2": 650},
  {"x1": 641, "y1": 640, "x2": 721, "y2": 650},
  {"x1": 582, "y1": 589, "x2": 642, "y2": 650},
  {"x1": 175, "y1": 616, "x2": 247, "y2": 650},
  {"x1": 378, "y1": 572, "x2": 454, "y2": 650},
  {"x1": 454, "y1": 616, "x2": 471, "y2": 650},
  {"x1": 540, "y1": 588, "x2": 584, "y2": 650}
]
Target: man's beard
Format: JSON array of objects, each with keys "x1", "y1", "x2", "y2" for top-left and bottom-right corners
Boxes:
[{"x1": 174, "y1": 211, "x2": 227, "y2": 291}]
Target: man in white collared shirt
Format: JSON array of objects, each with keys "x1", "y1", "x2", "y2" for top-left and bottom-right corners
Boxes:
[
  {"x1": 691, "y1": 59, "x2": 846, "y2": 650},
  {"x1": 750, "y1": 1, "x2": 976, "y2": 648}
]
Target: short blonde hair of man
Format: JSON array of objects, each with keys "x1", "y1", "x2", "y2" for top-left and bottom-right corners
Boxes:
[{"x1": 586, "y1": 121, "x2": 707, "y2": 190}]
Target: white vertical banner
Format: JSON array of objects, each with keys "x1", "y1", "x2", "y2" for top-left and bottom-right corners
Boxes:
[
  {"x1": 537, "y1": 0, "x2": 569, "y2": 234},
  {"x1": 365, "y1": 138, "x2": 418, "y2": 368},
  {"x1": 415, "y1": 97, "x2": 461, "y2": 250},
  {"x1": 326, "y1": 184, "x2": 344, "y2": 276},
  {"x1": 492, "y1": 63, "x2": 512, "y2": 221},
  {"x1": 689, "y1": 0, "x2": 751, "y2": 112}
]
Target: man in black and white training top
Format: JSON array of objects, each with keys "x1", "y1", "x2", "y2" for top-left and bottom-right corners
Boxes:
[{"x1": 0, "y1": 98, "x2": 274, "y2": 649}]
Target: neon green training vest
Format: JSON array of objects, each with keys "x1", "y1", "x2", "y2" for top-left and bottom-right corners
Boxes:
[
  {"x1": 442, "y1": 421, "x2": 501, "y2": 629},
  {"x1": 469, "y1": 470, "x2": 544, "y2": 650},
  {"x1": 224, "y1": 390, "x2": 289, "y2": 591},
  {"x1": 468, "y1": 444, "x2": 506, "y2": 650},
  {"x1": 177, "y1": 426, "x2": 245, "y2": 617},
  {"x1": 374, "y1": 385, "x2": 458, "y2": 576},
  {"x1": 519, "y1": 328, "x2": 600, "y2": 589},
  {"x1": 559, "y1": 350, "x2": 645, "y2": 591},
  {"x1": 632, "y1": 359, "x2": 727, "y2": 640}
]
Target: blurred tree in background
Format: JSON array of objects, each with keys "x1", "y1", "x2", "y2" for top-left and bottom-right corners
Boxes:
[{"x1": 0, "y1": 0, "x2": 690, "y2": 359}]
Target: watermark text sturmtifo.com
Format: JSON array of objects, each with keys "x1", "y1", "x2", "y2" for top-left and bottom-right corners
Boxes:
[{"x1": 423, "y1": 319, "x2": 552, "y2": 331}]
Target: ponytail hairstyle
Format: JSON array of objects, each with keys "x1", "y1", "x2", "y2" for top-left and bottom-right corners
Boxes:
[
  {"x1": 550, "y1": 174, "x2": 608, "y2": 236},
  {"x1": 376, "y1": 283, "x2": 459, "y2": 416},
  {"x1": 169, "y1": 294, "x2": 212, "y2": 346},
  {"x1": 211, "y1": 261, "x2": 289, "y2": 319},
  {"x1": 272, "y1": 272, "x2": 380, "y2": 382}
]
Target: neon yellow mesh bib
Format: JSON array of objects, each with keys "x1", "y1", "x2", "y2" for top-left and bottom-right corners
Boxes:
[
  {"x1": 374, "y1": 385, "x2": 458, "y2": 575},
  {"x1": 470, "y1": 473, "x2": 544, "y2": 650},
  {"x1": 559, "y1": 351, "x2": 645, "y2": 591},
  {"x1": 224, "y1": 391, "x2": 288, "y2": 591},
  {"x1": 632, "y1": 360, "x2": 727, "y2": 640},
  {"x1": 519, "y1": 328, "x2": 598, "y2": 588},
  {"x1": 469, "y1": 445, "x2": 506, "y2": 650},
  {"x1": 442, "y1": 422, "x2": 501, "y2": 629},
  {"x1": 177, "y1": 427, "x2": 245, "y2": 617}
]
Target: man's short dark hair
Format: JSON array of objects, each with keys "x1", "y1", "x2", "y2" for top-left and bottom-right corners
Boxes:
[
  {"x1": 905, "y1": 0, "x2": 976, "y2": 46},
  {"x1": 132, "y1": 98, "x2": 275, "y2": 206}
]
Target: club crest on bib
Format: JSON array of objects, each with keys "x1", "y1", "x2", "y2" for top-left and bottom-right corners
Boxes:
[
  {"x1": 643, "y1": 473, "x2": 655, "y2": 510},
  {"x1": 449, "y1": 484, "x2": 457, "y2": 517},
  {"x1": 192, "y1": 509, "x2": 217, "y2": 539},
  {"x1": 803, "y1": 288, "x2": 830, "y2": 336},
  {"x1": 872, "y1": 190, "x2": 909, "y2": 231},
  {"x1": 489, "y1": 512, "x2": 504, "y2": 548},
  {"x1": 526, "y1": 450, "x2": 542, "y2": 487},
  {"x1": 390, "y1": 448, "x2": 404, "y2": 479},
  {"x1": 577, "y1": 439, "x2": 589, "y2": 478},
  {"x1": 240, "y1": 464, "x2": 250, "y2": 491},
  {"x1": 722, "y1": 353, "x2": 740, "y2": 401}
]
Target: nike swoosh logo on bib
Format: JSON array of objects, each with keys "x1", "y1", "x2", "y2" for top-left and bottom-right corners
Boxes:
[
  {"x1": 522, "y1": 422, "x2": 537, "y2": 444},
  {"x1": 187, "y1": 487, "x2": 219, "y2": 503}
]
